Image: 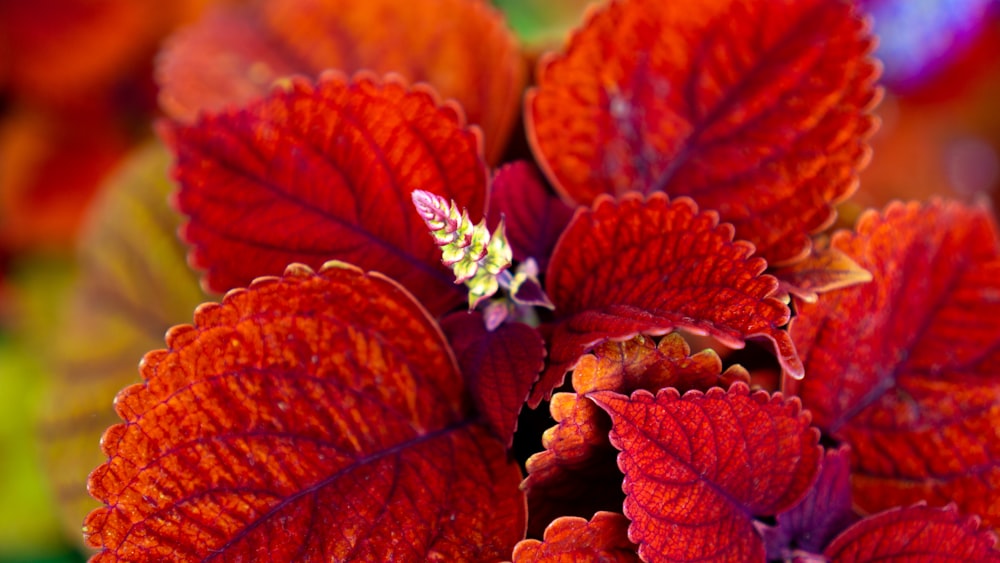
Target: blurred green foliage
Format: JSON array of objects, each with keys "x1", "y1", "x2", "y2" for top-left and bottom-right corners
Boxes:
[{"x1": 0, "y1": 256, "x2": 85, "y2": 561}]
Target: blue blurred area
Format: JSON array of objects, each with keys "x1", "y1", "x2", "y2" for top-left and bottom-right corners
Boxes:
[{"x1": 866, "y1": 0, "x2": 998, "y2": 91}]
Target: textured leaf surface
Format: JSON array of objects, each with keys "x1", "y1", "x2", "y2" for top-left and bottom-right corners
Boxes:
[
  {"x1": 824, "y1": 505, "x2": 1000, "y2": 562},
  {"x1": 511, "y1": 512, "x2": 638, "y2": 562},
  {"x1": 569, "y1": 333, "x2": 749, "y2": 397},
  {"x1": 167, "y1": 73, "x2": 487, "y2": 314},
  {"x1": 534, "y1": 193, "x2": 798, "y2": 406},
  {"x1": 158, "y1": 0, "x2": 524, "y2": 162},
  {"x1": 788, "y1": 200, "x2": 1000, "y2": 529},
  {"x1": 762, "y1": 446, "x2": 858, "y2": 560},
  {"x1": 526, "y1": 0, "x2": 880, "y2": 264},
  {"x1": 440, "y1": 311, "x2": 546, "y2": 447},
  {"x1": 488, "y1": 161, "x2": 575, "y2": 270},
  {"x1": 525, "y1": 334, "x2": 747, "y2": 535},
  {"x1": 39, "y1": 143, "x2": 207, "y2": 544},
  {"x1": 592, "y1": 384, "x2": 821, "y2": 563},
  {"x1": 84, "y1": 263, "x2": 525, "y2": 561}
]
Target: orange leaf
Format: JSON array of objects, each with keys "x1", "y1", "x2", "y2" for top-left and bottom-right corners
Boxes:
[
  {"x1": 511, "y1": 512, "x2": 638, "y2": 562},
  {"x1": 84, "y1": 262, "x2": 525, "y2": 561},
  {"x1": 526, "y1": 0, "x2": 880, "y2": 264},
  {"x1": 158, "y1": 0, "x2": 524, "y2": 163},
  {"x1": 524, "y1": 334, "x2": 747, "y2": 536},
  {"x1": 534, "y1": 193, "x2": 799, "y2": 406},
  {"x1": 789, "y1": 199, "x2": 1000, "y2": 530},
  {"x1": 824, "y1": 504, "x2": 1000, "y2": 562}
]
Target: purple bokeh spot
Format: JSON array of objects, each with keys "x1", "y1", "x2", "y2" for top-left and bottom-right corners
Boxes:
[{"x1": 865, "y1": 0, "x2": 997, "y2": 91}]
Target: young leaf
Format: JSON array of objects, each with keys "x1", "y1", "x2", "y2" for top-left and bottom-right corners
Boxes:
[
  {"x1": 526, "y1": 0, "x2": 880, "y2": 264},
  {"x1": 84, "y1": 262, "x2": 525, "y2": 561},
  {"x1": 158, "y1": 0, "x2": 524, "y2": 163},
  {"x1": 440, "y1": 311, "x2": 546, "y2": 447},
  {"x1": 511, "y1": 512, "x2": 639, "y2": 562},
  {"x1": 772, "y1": 244, "x2": 873, "y2": 303},
  {"x1": 524, "y1": 334, "x2": 747, "y2": 535},
  {"x1": 788, "y1": 200, "x2": 1000, "y2": 529},
  {"x1": 760, "y1": 446, "x2": 858, "y2": 560},
  {"x1": 569, "y1": 333, "x2": 749, "y2": 396},
  {"x1": 165, "y1": 73, "x2": 488, "y2": 314},
  {"x1": 488, "y1": 161, "x2": 575, "y2": 271},
  {"x1": 591, "y1": 383, "x2": 821, "y2": 563},
  {"x1": 534, "y1": 193, "x2": 799, "y2": 406},
  {"x1": 823, "y1": 505, "x2": 1000, "y2": 562}
]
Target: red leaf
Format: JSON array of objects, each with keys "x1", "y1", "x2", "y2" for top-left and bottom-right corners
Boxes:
[
  {"x1": 524, "y1": 334, "x2": 747, "y2": 535},
  {"x1": 440, "y1": 311, "x2": 546, "y2": 447},
  {"x1": 511, "y1": 512, "x2": 639, "y2": 562},
  {"x1": 157, "y1": 7, "x2": 298, "y2": 118},
  {"x1": 166, "y1": 73, "x2": 488, "y2": 314},
  {"x1": 761, "y1": 446, "x2": 858, "y2": 559},
  {"x1": 824, "y1": 505, "x2": 1000, "y2": 562},
  {"x1": 533, "y1": 193, "x2": 799, "y2": 406},
  {"x1": 158, "y1": 0, "x2": 524, "y2": 163},
  {"x1": 0, "y1": 0, "x2": 152, "y2": 103},
  {"x1": 487, "y1": 161, "x2": 575, "y2": 271},
  {"x1": 591, "y1": 383, "x2": 821, "y2": 563},
  {"x1": 526, "y1": 0, "x2": 880, "y2": 264},
  {"x1": 84, "y1": 262, "x2": 525, "y2": 561},
  {"x1": 788, "y1": 200, "x2": 1000, "y2": 529},
  {"x1": 0, "y1": 103, "x2": 133, "y2": 250}
]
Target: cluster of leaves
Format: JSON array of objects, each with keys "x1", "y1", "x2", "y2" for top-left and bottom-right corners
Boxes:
[{"x1": 80, "y1": 0, "x2": 1000, "y2": 561}]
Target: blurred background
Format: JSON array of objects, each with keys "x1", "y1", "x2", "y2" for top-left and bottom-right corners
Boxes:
[{"x1": 1, "y1": 0, "x2": 997, "y2": 560}]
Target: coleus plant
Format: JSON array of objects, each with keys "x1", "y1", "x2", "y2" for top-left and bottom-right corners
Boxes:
[{"x1": 79, "y1": 0, "x2": 1000, "y2": 561}]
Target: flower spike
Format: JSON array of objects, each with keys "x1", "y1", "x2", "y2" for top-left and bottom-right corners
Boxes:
[{"x1": 412, "y1": 190, "x2": 512, "y2": 308}]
